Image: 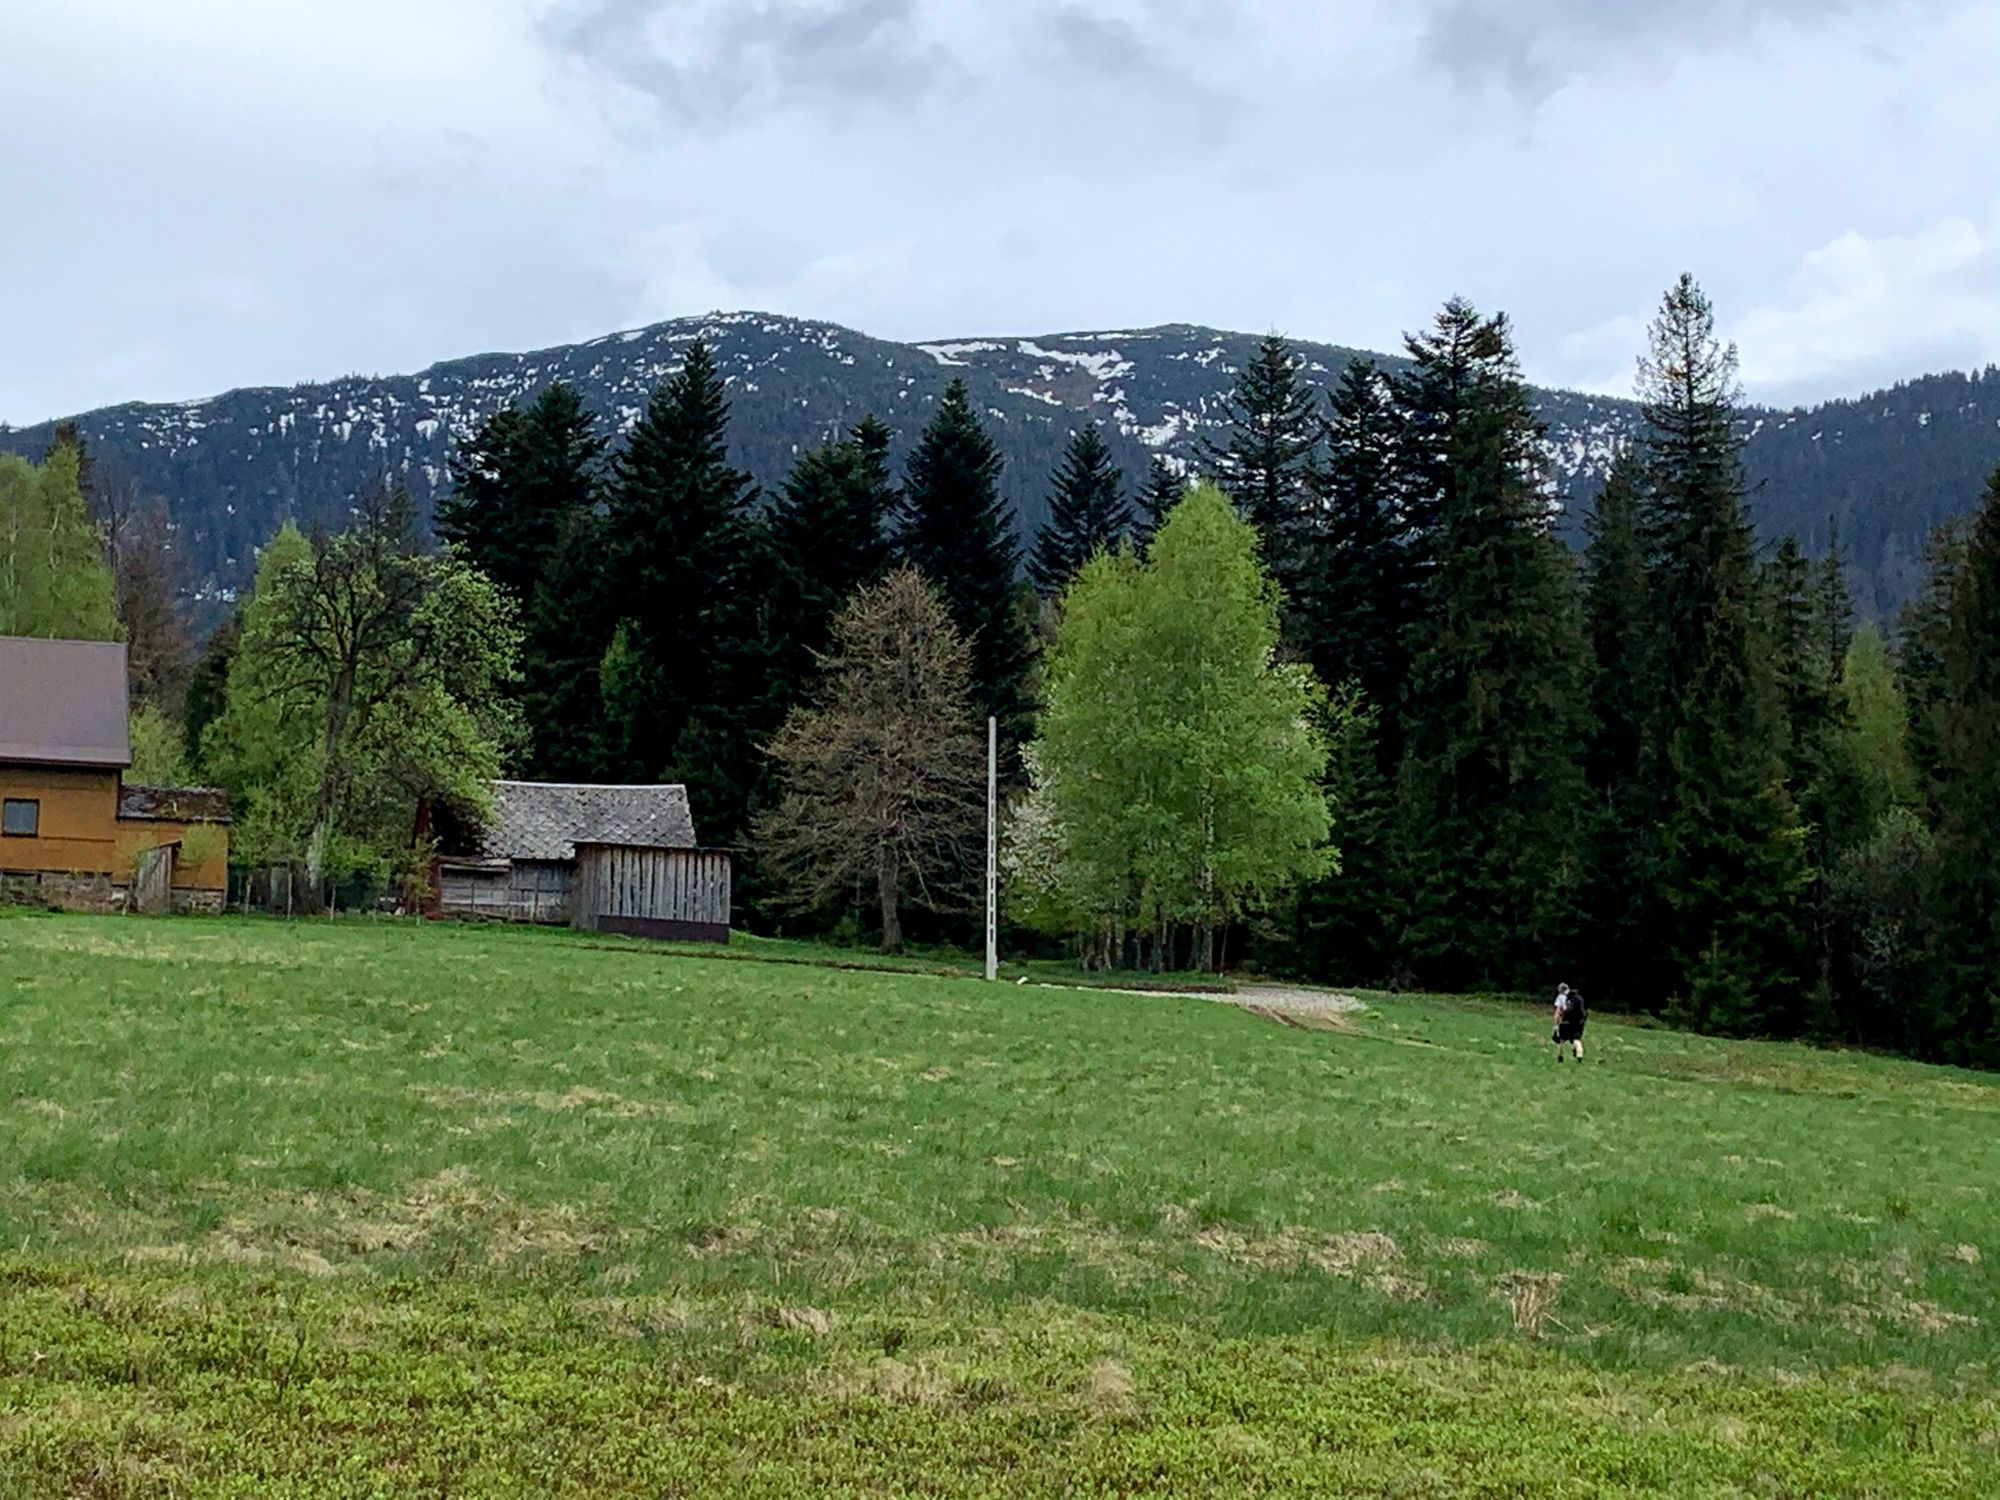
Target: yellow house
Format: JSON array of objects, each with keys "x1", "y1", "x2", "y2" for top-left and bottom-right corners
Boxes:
[{"x1": 0, "y1": 636, "x2": 230, "y2": 913}]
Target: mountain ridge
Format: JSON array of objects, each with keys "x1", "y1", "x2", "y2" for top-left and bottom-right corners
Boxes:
[{"x1": 3, "y1": 311, "x2": 1994, "y2": 618}]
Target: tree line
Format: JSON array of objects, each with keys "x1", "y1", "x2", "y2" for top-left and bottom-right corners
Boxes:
[
  {"x1": 7, "y1": 273, "x2": 1996, "y2": 1067},
  {"x1": 1212, "y1": 276, "x2": 2000, "y2": 1067}
]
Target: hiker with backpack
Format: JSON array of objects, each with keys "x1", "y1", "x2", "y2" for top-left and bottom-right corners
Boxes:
[{"x1": 1552, "y1": 983, "x2": 1586, "y2": 1061}]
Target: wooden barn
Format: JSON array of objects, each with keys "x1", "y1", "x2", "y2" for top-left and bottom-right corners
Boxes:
[{"x1": 433, "y1": 781, "x2": 729, "y2": 940}]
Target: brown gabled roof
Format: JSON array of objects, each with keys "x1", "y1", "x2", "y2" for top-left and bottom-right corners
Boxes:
[
  {"x1": 0, "y1": 636, "x2": 131, "y2": 768},
  {"x1": 475, "y1": 781, "x2": 698, "y2": 861},
  {"x1": 118, "y1": 785, "x2": 232, "y2": 824}
]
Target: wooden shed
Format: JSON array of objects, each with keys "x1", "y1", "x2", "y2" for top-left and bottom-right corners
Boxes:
[
  {"x1": 570, "y1": 842, "x2": 731, "y2": 943},
  {"x1": 434, "y1": 781, "x2": 705, "y2": 927}
]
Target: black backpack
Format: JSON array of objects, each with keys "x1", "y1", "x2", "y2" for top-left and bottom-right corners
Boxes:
[{"x1": 1569, "y1": 991, "x2": 1586, "y2": 1025}]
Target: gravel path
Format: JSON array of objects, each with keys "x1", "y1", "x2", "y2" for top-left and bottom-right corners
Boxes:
[
  {"x1": 1033, "y1": 978, "x2": 1367, "y2": 1017},
  {"x1": 1224, "y1": 984, "x2": 1367, "y2": 1016}
]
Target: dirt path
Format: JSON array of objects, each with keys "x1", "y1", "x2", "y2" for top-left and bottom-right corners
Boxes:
[
  {"x1": 1223, "y1": 984, "x2": 1366, "y2": 1016},
  {"x1": 1032, "y1": 977, "x2": 1367, "y2": 1019},
  {"x1": 1216, "y1": 988, "x2": 1376, "y2": 1024}
]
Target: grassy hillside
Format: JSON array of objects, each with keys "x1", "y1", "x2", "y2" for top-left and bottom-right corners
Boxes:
[{"x1": 0, "y1": 914, "x2": 1994, "y2": 1494}]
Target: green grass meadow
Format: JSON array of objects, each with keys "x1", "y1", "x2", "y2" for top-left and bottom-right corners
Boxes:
[{"x1": 0, "y1": 912, "x2": 1995, "y2": 1494}]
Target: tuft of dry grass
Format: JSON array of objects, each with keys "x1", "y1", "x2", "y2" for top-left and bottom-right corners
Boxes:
[
  {"x1": 1087, "y1": 1359, "x2": 1137, "y2": 1418},
  {"x1": 1494, "y1": 1271, "x2": 1564, "y2": 1340}
]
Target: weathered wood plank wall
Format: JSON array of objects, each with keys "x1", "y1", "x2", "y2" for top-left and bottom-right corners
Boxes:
[{"x1": 571, "y1": 843, "x2": 730, "y2": 942}]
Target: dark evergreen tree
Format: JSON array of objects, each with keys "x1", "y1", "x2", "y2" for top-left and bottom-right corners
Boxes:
[
  {"x1": 1303, "y1": 358, "x2": 1406, "y2": 717},
  {"x1": 1898, "y1": 516, "x2": 1970, "y2": 805},
  {"x1": 1199, "y1": 333, "x2": 1323, "y2": 607},
  {"x1": 437, "y1": 384, "x2": 600, "y2": 604},
  {"x1": 1133, "y1": 456, "x2": 1186, "y2": 549},
  {"x1": 1761, "y1": 532, "x2": 1859, "y2": 1027},
  {"x1": 1763, "y1": 534, "x2": 1855, "y2": 805},
  {"x1": 896, "y1": 377, "x2": 1033, "y2": 736},
  {"x1": 1764, "y1": 534, "x2": 1858, "y2": 847},
  {"x1": 437, "y1": 382, "x2": 608, "y2": 779},
  {"x1": 1261, "y1": 687, "x2": 1395, "y2": 985},
  {"x1": 1576, "y1": 451, "x2": 1656, "y2": 1005},
  {"x1": 1389, "y1": 300, "x2": 1589, "y2": 989},
  {"x1": 519, "y1": 507, "x2": 614, "y2": 781},
  {"x1": 766, "y1": 416, "x2": 899, "y2": 689},
  {"x1": 1029, "y1": 422, "x2": 1132, "y2": 595},
  {"x1": 1582, "y1": 454, "x2": 1651, "y2": 794},
  {"x1": 1636, "y1": 275, "x2": 1806, "y2": 1032},
  {"x1": 602, "y1": 340, "x2": 769, "y2": 845},
  {"x1": 182, "y1": 613, "x2": 241, "y2": 772},
  {"x1": 437, "y1": 407, "x2": 526, "y2": 584},
  {"x1": 1927, "y1": 467, "x2": 2000, "y2": 1066}
]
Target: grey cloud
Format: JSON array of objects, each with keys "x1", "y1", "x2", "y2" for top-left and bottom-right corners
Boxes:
[
  {"x1": 1044, "y1": 8, "x2": 1166, "y2": 79},
  {"x1": 1034, "y1": 4, "x2": 1238, "y2": 145},
  {"x1": 1418, "y1": 0, "x2": 1887, "y2": 100},
  {"x1": 542, "y1": 0, "x2": 958, "y2": 127}
]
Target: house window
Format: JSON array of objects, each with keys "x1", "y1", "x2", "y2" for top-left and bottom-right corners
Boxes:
[{"x1": 2, "y1": 798, "x2": 38, "y2": 837}]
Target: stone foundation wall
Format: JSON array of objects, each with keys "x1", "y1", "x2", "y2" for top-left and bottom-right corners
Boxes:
[
  {"x1": 2, "y1": 869, "x2": 226, "y2": 915},
  {"x1": 1, "y1": 869, "x2": 121, "y2": 914}
]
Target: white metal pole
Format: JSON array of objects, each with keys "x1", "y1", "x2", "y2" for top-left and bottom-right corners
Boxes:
[{"x1": 985, "y1": 715, "x2": 998, "y2": 982}]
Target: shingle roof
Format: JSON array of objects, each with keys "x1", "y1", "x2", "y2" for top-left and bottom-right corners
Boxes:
[
  {"x1": 0, "y1": 636, "x2": 131, "y2": 768},
  {"x1": 476, "y1": 781, "x2": 698, "y2": 861},
  {"x1": 118, "y1": 785, "x2": 232, "y2": 823}
]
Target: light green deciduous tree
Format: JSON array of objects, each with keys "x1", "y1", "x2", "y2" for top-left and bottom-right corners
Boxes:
[
  {"x1": 202, "y1": 495, "x2": 519, "y2": 893},
  {"x1": 0, "y1": 444, "x2": 118, "y2": 640},
  {"x1": 1024, "y1": 484, "x2": 1334, "y2": 971}
]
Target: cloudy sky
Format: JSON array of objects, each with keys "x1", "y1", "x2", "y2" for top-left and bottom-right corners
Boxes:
[{"x1": 4, "y1": 0, "x2": 1995, "y2": 424}]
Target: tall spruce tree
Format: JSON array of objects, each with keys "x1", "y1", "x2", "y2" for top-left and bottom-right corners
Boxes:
[
  {"x1": 1305, "y1": 358, "x2": 1406, "y2": 716},
  {"x1": 602, "y1": 340, "x2": 769, "y2": 845},
  {"x1": 1270, "y1": 360, "x2": 1407, "y2": 984},
  {"x1": 1768, "y1": 531, "x2": 1867, "y2": 1024},
  {"x1": 1262, "y1": 684, "x2": 1394, "y2": 984},
  {"x1": 1029, "y1": 422, "x2": 1132, "y2": 595},
  {"x1": 897, "y1": 377, "x2": 1032, "y2": 736},
  {"x1": 1134, "y1": 457, "x2": 1186, "y2": 549},
  {"x1": 438, "y1": 384, "x2": 601, "y2": 603},
  {"x1": 1577, "y1": 451, "x2": 1657, "y2": 1003},
  {"x1": 767, "y1": 416, "x2": 898, "y2": 690},
  {"x1": 1389, "y1": 300, "x2": 1589, "y2": 989},
  {"x1": 1199, "y1": 333, "x2": 1324, "y2": 609},
  {"x1": 1897, "y1": 516, "x2": 1970, "y2": 806},
  {"x1": 520, "y1": 508, "x2": 614, "y2": 781},
  {"x1": 1764, "y1": 534, "x2": 1855, "y2": 811},
  {"x1": 1637, "y1": 275, "x2": 1806, "y2": 1032},
  {"x1": 1927, "y1": 467, "x2": 2000, "y2": 1066},
  {"x1": 437, "y1": 382, "x2": 608, "y2": 779}
]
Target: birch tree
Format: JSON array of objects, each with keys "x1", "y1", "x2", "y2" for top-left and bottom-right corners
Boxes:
[{"x1": 1030, "y1": 484, "x2": 1334, "y2": 971}]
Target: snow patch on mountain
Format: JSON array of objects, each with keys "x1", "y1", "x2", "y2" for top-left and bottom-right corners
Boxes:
[{"x1": 917, "y1": 340, "x2": 1006, "y2": 367}]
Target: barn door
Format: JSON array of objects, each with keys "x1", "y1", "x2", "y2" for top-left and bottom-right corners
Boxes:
[{"x1": 132, "y1": 844, "x2": 175, "y2": 914}]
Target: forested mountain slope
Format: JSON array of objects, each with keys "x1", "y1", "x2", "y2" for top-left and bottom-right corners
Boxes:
[{"x1": 4, "y1": 312, "x2": 1993, "y2": 616}]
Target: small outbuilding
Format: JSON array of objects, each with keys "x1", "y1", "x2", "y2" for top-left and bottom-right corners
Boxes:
[{"x1": 433, "y1": 780, "x2": 729, "y2": 940}]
